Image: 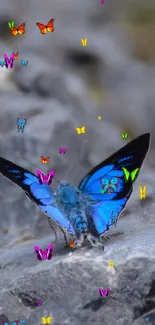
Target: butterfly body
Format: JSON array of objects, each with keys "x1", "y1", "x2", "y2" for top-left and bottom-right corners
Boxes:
[
  {"x1": 0, "y1": 134, "x2": 150, "y2": 250},
  {"x1": 36, "y1": 170, "x2": 55, "y2": 185},
  {"x1": 36, "y1": 19, "x2": 54, "y2": 34},
  {"x1": 108, "y1": 261, "x2": 114, "y2": 268},
  {"x1": 54, "y1": 183, "x2": 89, "y2": 238},
  {"x1": 17, "y1": 118, "x2": 27, "y2": 133},
  {"x1": 34, "y1": 244, "x2": 53, "y2": 260}
]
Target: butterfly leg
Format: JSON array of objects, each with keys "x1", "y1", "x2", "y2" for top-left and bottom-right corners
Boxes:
[
  {"x1": 87, "y1": 234, "x2": 104, "y2": 250},
  {"x1": 71, "y1": 234, "x2": 85, "y2": 252}
]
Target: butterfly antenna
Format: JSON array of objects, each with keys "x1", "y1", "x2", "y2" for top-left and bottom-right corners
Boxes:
[{"x1": 17, "y1": 152, "x2": 39, "y2": 170}]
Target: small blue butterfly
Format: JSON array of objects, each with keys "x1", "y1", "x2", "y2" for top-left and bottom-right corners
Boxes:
[
  {"x1": 144, "y1": 317, "x2": 149, "y2": 322},
  {"x1": 0, "y1": 133, "x2": 150, "y2": 250},
  {"x1": 17, "y1": 118, "x2": 27, "y2": 133},
  {"x1": 19, "y1": 319, "x2": 26, "y2": 325}
]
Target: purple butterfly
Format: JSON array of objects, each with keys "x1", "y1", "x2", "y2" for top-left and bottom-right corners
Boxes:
[
  {"x1": 99, "y1": 288, "x2": 110, "y2": 297},
  {"x1": 36, "y1": 170, "x2": 55, "y2": 185},
  {"x1": 4, "y1": 53, "x2": 15, "y2": 68},
  {"x1": 59, "y1": 148, "x2": 67, "y2": 154},
  {"x1": 34, "y1": 244, "x2": 53, "y2": 260}
]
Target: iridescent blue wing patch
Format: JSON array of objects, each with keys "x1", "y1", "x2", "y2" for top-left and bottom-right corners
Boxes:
[
  {"x1": 0, "y1": 157, "x2": 76, "y2": 235},
  {"x1": 79, "y1": 133, "x2": 150, "y2": 235}
]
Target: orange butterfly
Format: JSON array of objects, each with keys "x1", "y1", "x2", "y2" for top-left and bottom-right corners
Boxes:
[
  {"x1": 13, "y1": 52, "x2": 18, "y2": 60},
  {"x1": 36, "y1": 19, "x2": 54, "y2": 34},
  {"x1": 10, "y1": 23, "x2": 25, "y2": 36},
  {"x1": 69, "y1": 240, "x2": 75, "y2": 248},
  {"x1": 40, "y1": 156, "x2": 50, "y2": 164}
]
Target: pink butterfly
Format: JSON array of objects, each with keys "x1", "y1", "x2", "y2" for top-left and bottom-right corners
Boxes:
[
  {"x1": 36, "y1": 170, "x2": 55, "y2": 185},
  {"x1": 59, "y1": 148, "x2": 67, "y2": 154},
  {"x1": 34, "y1": 244, "x2": 53, "y2": 260},
  {"x1": 99, "y1": 288, "x2": 110, "y2": 296}
]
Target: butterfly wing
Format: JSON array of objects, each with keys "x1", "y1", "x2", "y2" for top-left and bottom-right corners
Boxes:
[
  {"x1": 76, "y1": 128, "x2": 80, "y2": 134},
  {"x1": 41, "y1": 317, "x2": 46, "y2": 324},
  {"x1": 34, "y1": 246, "x2": 43, "y2": 260},
  {"x1": 40, "y1": 156, "x2": 44, "y2": 163},
  {"x1": 36, "y1": 22, "x2": 47, "y2": 34},
  {"x1": 46, "y1": 19, "x2": 54, "y2": 32},
  {"x1": 0, "y1": 158, "x2": 76, "y2": 235},
  {"x1": 23, "y1": 118, "x2": 27, "y2": 125},
  {"x1": 17, "y1": 118, "x2": 21, "y2": 126},
  {"x1": 47, "y1": 317, "x2": 52, "y2": 324},
  {"x1": 79, "y1": 133, "x2": 150, "y2": 236},
  {"x1": 17, "y1": 23, "x2": 25, "y2": 35},
  {"x1": 10, "y1": 27, "x2": 18, "y2": 36},
  {"x1": 46, "y1": 244, "x2": 53, "y2": 260},
  {"x1": 45, "y1": 157, "x2": 49, "y2": 163}
]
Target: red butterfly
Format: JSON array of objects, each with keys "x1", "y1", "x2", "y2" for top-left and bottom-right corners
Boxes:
[
  {"x1": 40, "y1": 156, "x2": 50, "y2": 164},
  {"x1": 36, "y1": 19, "x2": 54, "y2": 34},
  {"x1": 10, "y1": 23, "x2": 25, "y2": 36},
  {"x1": 13, "y1": 52, "x2": 19, "y2": 59}
]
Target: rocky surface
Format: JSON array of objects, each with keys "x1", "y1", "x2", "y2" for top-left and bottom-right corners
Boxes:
[{"x1": 0, "y1": 0, "x2": 155, "y2": 324}]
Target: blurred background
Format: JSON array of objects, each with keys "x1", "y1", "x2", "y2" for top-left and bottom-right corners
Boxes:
[
  {"x1": 0, "y1": 0, "x2": 155, "y2": 323},
  {"x1": 0, "y1": 0, "x2": 155, "y2": 253}
]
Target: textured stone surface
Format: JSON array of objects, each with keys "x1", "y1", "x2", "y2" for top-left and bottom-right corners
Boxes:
[{"x1": 0, "y1": 0, "x2": 155, "y2": 324}]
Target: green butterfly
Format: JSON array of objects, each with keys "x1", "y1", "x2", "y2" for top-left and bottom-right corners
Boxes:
[
  {"x1": 122, "y1": 167, "x2": 139, "y2": 182},
  {"x1": 8, "y1": 21, "x2": 15, "y2": 29},
  {"x1": 121, "y1": 133, "x2": 128, "y2": 139}
]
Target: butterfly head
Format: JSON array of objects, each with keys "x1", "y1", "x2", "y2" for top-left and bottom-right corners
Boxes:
[{"x1": 56, "y1": 182, "x2": 80, "y2": 205}]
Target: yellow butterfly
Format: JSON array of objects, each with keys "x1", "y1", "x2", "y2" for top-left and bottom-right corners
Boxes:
[
  {"x1": 98, "y1": 116, "x2": 102, "y2": 120},
  {"x1": 76, "y1": 126, "x2": 86, "y2": 134},
  {"x1": 81, "y1": 38, "x2": 87, "y2": 46},
  {"x1": 41, "y1": 316, "x2": 52, "y2": 324},
  {"x1": 108, "y1": 261, "x2": 114, "y2": 268}
]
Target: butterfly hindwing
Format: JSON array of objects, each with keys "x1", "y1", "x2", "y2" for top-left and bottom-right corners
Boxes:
[
  {"x1": 0, "y1": 158, "x2": 76, "y2": 235},
  {"x1": 79, "y1": 133, "x2": 150, "y2": 236}
]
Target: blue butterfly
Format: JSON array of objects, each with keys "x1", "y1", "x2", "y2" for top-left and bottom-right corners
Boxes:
[
  {"x1": 17, "y1": 118, "x2": 27, "y2": 133},
  {"x1": 19, "y1": 319, "x2": 26, "y2": 325},
  {"x1": 0, "y1": 133, "x2": 150, "y2": 250},
  {"x1": 144, "y1": 317, "x2": 149, "y2": 322}
]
